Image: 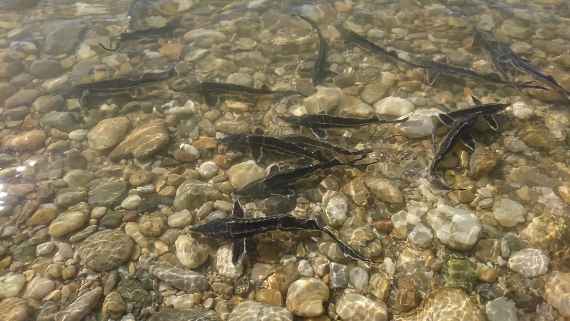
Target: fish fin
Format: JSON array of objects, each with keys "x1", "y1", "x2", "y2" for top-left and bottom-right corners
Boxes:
[
  {"x1": 461, "y1": 134, "x2": 476, "y2": 152},
  {"x1": 311, "y1": 128, "x2": 328, "y2": 140},
  {"x1": 484, "y1": 115, "x2": 499, "y2": 131},
  {"x1": 471, "y1": 95, "x2": 482, "y2": 105},
  {"x1": 232, "y1": 238, "x2": 247, "y2": 265},
  {"x1": 232, "y1": 200, "x2": 245, "y2": 218},
  {"x1": 251, "y1": 145, "x2": 263, "y2": 163},
  {"x1": 437, "y1": 113, "x2": 455, "y2": 127}
]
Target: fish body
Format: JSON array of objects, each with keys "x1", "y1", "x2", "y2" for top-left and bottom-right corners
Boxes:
[
  {"x1": 100, "y1": 18, "x2": 179, "y2": 51},
  {"x1": 296, "y1": 15, "x2": 330, "y2": 85},
  {"x1": 199, "y1": 82, "x2": 304, "y2": 106}
]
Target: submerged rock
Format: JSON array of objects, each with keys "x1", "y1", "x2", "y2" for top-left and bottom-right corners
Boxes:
[
  {"x1": 545, "y1": 272, "x2": 570, "y2": 317},
  {"x1": 508, "y1": 248, "x2": 549, "y2": 277},
  {"x1": 286, "y1": 278, "x2": 329, "y2": 317},
  {"x1": 336, "y1": 292, "x2": 388, "y2": 321},
  {"x1": 394, "y1": 288, "x2": 484, "y2": 321},
  {"x1": 228, "y1": 301, "x2": 292, "y2": 321},
  {"x1": 55, "y1": 287, "x2": 102, "y2": 321},
  {"x1": 78, "y1": 230, "x2": 134, "y2": 272},
  {"x1": 426, "y1": 204, "x2": 481, "y2": 250}
]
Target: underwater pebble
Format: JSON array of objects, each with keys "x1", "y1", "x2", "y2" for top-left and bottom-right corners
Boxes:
[
  {"x1": 330, "y1": 262, "x2": 348, "y2": 289},
  {"x1": 298, "y1": 260, "x2": 314, "y2": 277},
  {"x1": 303, "y1": 86, "x2": 343, "y2": 114},
  {"x1": 198, "y1": 161, "x2": 219, "y2": 179},
  {"x1": 88, "y1": 117, "x2": 131, "y2": 151},
  {"x1": 545, "y1": 272, "x2": 570, "y2": 317},
  {"x1": 48, "y1": 210, "x2": 89, "y2": 238},
  {"x1": 77, "y1": 230, "x2": 134, "y2": 272},
  {"x1": 175, "y1": 234, "x2": 209, "y2": 269},
  {"x1": 493, "y1": 198, "x2": 526, "y2": 227},
  {"x1": 397, "y1": 108, "x2": 440, "y2": 138},
  {"x1": 23, "y1": 277, "x2": 55, "y2": 300},
  {"x1": 427, "y1": 204, "x2": 481, "y2": 250},
  {"x1": 168, "y1": 210, "x2": 194, "y2": 228},
  {"x1": 336, "y1": 293, "x2": 388, "y2": 321},
  {"x1": 226, "y1": 161, "x2": 266, "y2": 190},
  {"x1": 508, "y1": 248, "x2": 549, "y2": 277},
  {"x1": 149, "y1": 263, "x2": 208, "y2": 293},
  {"x1": 511, "y1": 101, "x2": 534, "y2": 120},
  {"x1": 0, "y1": 273, "x2": 26, "y2": 298},
  {"x1": 55, "y1": 287, "x2": 102, "y2": 321},
  {"x1": 229, "y1": 301, "x2": 292, "y2": 321},
  {"x1": 349, "y1": 266, "x2": 369, "y2": 290},
  {"x1": 216, "y1": 244, "x2": 243, "y2": 278},
  {"x1": 286, "y1": 278, "x2": 329, "y2": 317},
  {"x1": 485, "y1": 297, "x2": 519, "y2": 321},
  {"x1": 365, "y1": 177, "x2": 404, "y2": 204},
  {"x1": 374, "y1": 96, "x2": 415, "y2": 117},
  {"x1": 322, "y1": 191, "x2": 348, "y2": 227},
  {"x1": 408, "y1": 223, "x2": 433, "y2": 248},
  {"x1": 395, "y1": 288, "x2": 484, "y2": 321},
  {"x1": 121, "y1": 194, "x2": 142, "y2": 209}
]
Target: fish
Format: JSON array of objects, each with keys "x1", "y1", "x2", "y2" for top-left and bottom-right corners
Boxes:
[
  {"x1": 236, "y1": 153, "x2": 374, "y2": 199},
  {"x1": 99, "y1": 18, "x2": 179, "y2": 52},
  {"x1": 63, "y1": 67, "x2": 177, "y2": 106},
  {"x1": 434, "y1": 99, "x2": 509, "y2": 136},
  {"x1": 281, "y1": 113, "x2": 408, "y2": 139},
  {"x1": 190, "y1": 200, "x2": 370, "y2": 264},
  {"x1": 180, "y1": 82, "x2": 305, "y2": 107},
  {"x1": 474, "y1": 30, "x2": 568, "y2": 99},
  {"x1": 295, "y1": 15, "x2": 332, "y2": 85},
  {"x1": 429, "y1": 117, "x2": 478, "y2": 189},
  {"x1": 218, "y1": 133, "x2": 330, "y2": 162}
]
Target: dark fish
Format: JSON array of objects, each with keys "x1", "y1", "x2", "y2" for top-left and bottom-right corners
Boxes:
[
  {"x1": 218, "y1": 134, "x2": 329, "y2": 162},
  {"x1": 429, "y1": 117, "x2": 478, "y2": 189},
  {"x1": 474, "y1": 30, "x2": 568, "y2": 99},
  {"x1": 236, "y1": 154, "x2": 373, "y2": 199},
  {"x1": 339, "y1": 26, "x2": 418, "y2": 67},
  {"x1": 282, "y1": 113, "x2": 408, "y2": 139},
  {"x1": 179, "y1": 82, "x2": 305, "y2": 107},
  {"x1": 435, "y1": 100, "x2": 508, "y2": 134},
  {"x1": 190, "y1": 200, "x2": 369, "y2": 263},
  {"x1": 99, "y1": 18, "x2": 179, "y2": 52},
  {"x1": 296, "y1": 15, "x2": 332, "y2": 85},
  {"x1": 64, "y1": 67, "x2": 176, "y2": 106}
]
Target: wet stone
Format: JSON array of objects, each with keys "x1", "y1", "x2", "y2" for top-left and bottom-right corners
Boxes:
[
  {"x1": 198, "y1": 161, "x2": 219, "y2": 179},
  {"x1": 32, "y1": 95, "x2": 65, "y2": 113},
  {"x1": 0, "y1": 297, "x2": 31, "y2": 321},
  {"x1": 121, "y1": 194, "x2": 142, "y2": 209},
  {"x1": 23, "y1": 276, "x2": 55, "y2": 300},
  {"x1": 88, "y1": 179, "x2": 127, "y2": 207},
  {"x1": 101, "y1": 291, "x2": 126, "y2": 320},
  {"x1": 174, "y1": 179, "x2": 217, "y2": 210},
  {"x1": 30, "y1": 59, "x2": 62, "y2": 79},
  {"x1": 27, "y1": 205, "x2": 58, "y2": 226},
  {"x1": 426, "y1": 204, "x2": 481, "y2": 250},
  {"x1": 349, "y1": 266, "x2": 369, "y2": 290},
  {"x1": 45, "y1": 20, "x2": 86, "y2": 55},
  {"x1": 226, "y1": 160, "x2": 266, "y2": 190},
  {"x1": 78, "y1": 230, "x2": 134, "y2": 272},
  {"x1": 336, "y1": 293, "x2": 388, "y2": 321},
  {"x1": 360, "y1": 73, "x2": 396, "y2": 104},
  {"x1": 4, "y1": 129, "x2": 46, "y2": 152},
  {"x1": 87, "y1": 117, "x2": 131, "y2": 151},
  {"x1": 149, "y1": 310, "x2": 219, "y2": 321},
  {"x1": 485, "y1": 297, "x2": 518, "y2": 321},
  {"x1": 40, "y1": 111, "x2": 78, "y2": 132},
  {"x1": 365, "y1": 177, "x2": 404, "y2": 204},
  {"x1": 149, "y1": 262, "x2": 209, "y2": 292},
  {"x1": 5, "y1": 89, "x2": 41, "y2": 108},
  {"x1": 168, "y1": 210, "x2": 193, "y2": 228},
  {"x1": 544, "y1": 272, "x2": 570, "y2": 317},
  {"x1": 394, "y1": 288, "x2": 484, "y2": 321},
  {"x1": 508, "y1": 248, "x2": 549, "y2": 277},
  {"x1": 175, "y1": 234, "x2": 209, "y2": 269},
  {"x1": 303, "y1": 86, "x2": 343, "y2": 114},
  {"x1": 36, "y1": 242, "x2": 56, "y2": 256},
  {"x1": 520, "y1": 215, "x2": 568, "y2": 249},
  {"x1": 0, "y1": 273, "x2": 26, "y2": 298},
  {"x1": 55, "y1": 287, "x2": 102, "y2": 321},
  {"x1": 109, "y1": 120, "x2": 169, "y2": 161},
  {"x1": 374, "y1": 96, "x2": 415, "y2": 117},
  {"x1": 228, "y1": 301, "x2": 293, "y2": 321},
  {"x1": 408, "y1": 223, "x2": 433, "y2": 248},
  {"x1": 322, "y1": 191, "x2": 348, "y2": 228},
  {"x1": 286, "y1": 278, "x2": 329, "y2": 317},
  {"x1": 330, "y1": 262, "x2": 348, "y2": 289},
  {"x1": 48, "y1": 210, "x2": 89, "y2": 238},
  {"x1": 493, "y1": 198, "x2": 526, "y2": 228},
  {"x1": 63, "y1": 169, "x2": 93, "y2": 188},
  {"x1": 469, "y1": 147, "x2": 498, "y2": 179}
]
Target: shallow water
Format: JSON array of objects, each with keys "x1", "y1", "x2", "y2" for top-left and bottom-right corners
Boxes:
[{"x1": 0, "y1": 0, "x2": 569, "y2": 321}]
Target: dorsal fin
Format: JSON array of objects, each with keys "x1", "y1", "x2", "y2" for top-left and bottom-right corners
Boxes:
[{"x1": 471, "y1": 95, "x2": 482, "y2": 105}]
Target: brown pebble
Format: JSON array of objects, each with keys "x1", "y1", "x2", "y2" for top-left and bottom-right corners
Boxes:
[{"x1": 192, "y1": 136, "x2": 218, "y2": 150}]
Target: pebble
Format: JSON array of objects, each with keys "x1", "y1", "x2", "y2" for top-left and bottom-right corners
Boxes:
[
  {"x1": 167, "y1": 210, "x2": 194, "y2": 228},
  {"x1": 121, "y1": 194, "x2": 142, "y2": 209},
  {"x1": 520, "y1": 215, "x2": 567, "y2": 249},
  {"x1": 139, "y1": 214, "x2": 166, "y2": 237},
  {"x1": 149, "y1": 310, "x2": 218, "y2": 321},
  {"x1": 77, "y1": 230, "x2": 134, "y2": 272},
  {"x1": 229, "y1": 301, "x2": 292, "y2": 321},
  {"x1": 175, "y1": 234, "x2": 210, "y2": 269},
  {"x1": 408, "y1": 223, "x2": 433, "y2": 248},
  {"x1": 298, "y1": 260, "x2": 314, "y2": 277},
  {"x1": 149, "y1": 262, "x2": 209, "y2": 292},
  {"x1": 45, "y1": 20, "x2": 86, "y2": 54},
  {"x1": 226, "y1": 161, "x2": 266, "y2": 190},
  {"x1": 4, "y1": 130, "x2": 46, "y2": 152},
  {"x1": 511, "y1": 101, "x2": 534, "y2": 120},
  {"x1": 361, "y1": 73, "x2": 396, "y2": 104},
  {"x1": 349, "y1": 266, "x2": 369, "y2": 290},
  {"x1": 36, "y1": 242, "x2": 56, "y2": 256},
  {"x1": 508, "y1": 248, "x2": 549, "y2": 277},
  {"x1": 101, "y1": 291, "x2": 126, "y2": 320},
  {"x1": 5, "y1": 89, "x2": 41, "y2": 108},
  {"x1": 303, "y1": 86, "x2": 343, "y2": 114},
  {"x1": 330, "y1": 262, "x2": 348, "y2": 289},
  {"x1": 198, "y1": 161, "x2": 219, "y2": 179},
  {"x1": 55, "y1": 287, "x2": 102, "y2": 321},
  {"x1": 364, "y1": 177, "x2": 404, "y2": 204},
  {"x1": 48, "y1": 210, "x2": 89, "y2": 238},
  {"x1": 286, "y1": 278, "x2": 329, "y2": 317},
  {"x1": 0, "y1": 273, "x2": 26, "y2": 298},
  {"x1": 109, "y1": 120, "x2": 169, "y2": 160},
  {"x1": 485, "y1": 297, "x2": 519, "y2": 321},
  {"x1": 544, "y1": 272, "x2": 570, "y2": 317},
  {"x1": 0, "y1": 298, "x2": 31, "y2": 321},
  {"x1": 87, "y1": 117, "x2": 131, "y2": 151},
  {"x1": 23, "y1": 276, "x2": 55, "y2": 300},
  {"x1": 63, "y1": 169, "x2": 93, "y2": 188},
  {"x1": 374, "y1": 96, "x2": 415, "y2": 117},
  {"x1": 322, "y1": 191, "x2": 348, "y2": 227},
  {"x1": 469, "y1": 147, "x2": 498, "y2": 179},
  {"x1": 27, "y1": 205, "x2": 58, "y2": 226},
  {"x1": 30, "y1": 59, "x2": 62, "y2": 79},
  {"x1": 32, "y1": 95, "x2": 64, "y2": 113},
  {"x1": 395, "y1": 288, "x2": 484, "y2": 321},
  {"x1": 493, "y1": 198, "x2": 526, "y2": 227},
  {"x1": 174, "y1": 179, "x2": 217, "y2": 210},
  {"x1": 397, "y1": 108, "x2": 440, "y2": 138},
  {"x1": 88, "y1": 179, "x2": 127, "y2": 207},
  {"x1": 216, "y1": 244, "x2": 243, "y2": 278},
  {"x1": 336, "y1": 293, "x2": 388, "y2": 321},
  {"x1": 426, "y1": 204, "x2": 481, "y2": 250},
  {"x1": 184, "y1": 29, "x2": 227, "y2": 47}
]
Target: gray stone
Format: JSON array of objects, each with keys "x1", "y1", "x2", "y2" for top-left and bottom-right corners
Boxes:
[
  {"x1": 36, "y1": 242, "x2": 56, "y2": 256},
  {"x1": 427, "y1": 204, "x2": 481, "y2": 250},
  {"x1": 121, "y1": 195, "x2": 142, "y2": 209},
  {"x1": 40, "y1": 111, "x2": 79, "y2": 132},
  {"x1": 545, "y1": 272, "x2": 570, "y2": 317},
  {"x1": 149, "y1": 262, "x2": 209, "y2": 292},
  {"x1": 229, "y1": 301, "x2": 292, "y2": 321},
  {"x1": 88, "y1": 179, "x2": 128, "y2": 207},
  {"x1": 198, "y1": 161, "x2": 219, "y2": 179},
  {"x1": 48, "y1": 210, "x2": 89, "y2": 238},
  {"x1": 286, "y1": 278, "x2": 329, "y2": 317},
  {"x1": 493, "y1": 198, "x2": 526, "y2": 227},
  {"x1": 45, "y1": 20, "x2": 86, "y2": 54},
  {"x1": 508, "y1": 248, "x2": 549, "y2": 277},
  {"x1": 174, "y1": 179, "x2": 218, "y2": 210},
  {"x1": 360, "y1": 73, "x2": 396, "y2": 104},
  {"x1": 175, "y1": 234, "x2": 209, "y2": 269},
  {"x1": 24, "y1": 276, "x2": 56, "y2": 300},
  {"x1": 63, "y1": 170, "x2": 93, "y2": 188},
  {"x1": 485, "y1": 297, "x2": 518, "y2": 321},
  {"x1": 216, "y1": 244, "x2": 243, "y2": 278},
  {"x1": 365, "y1": 177, "x2": 404, "y2": 204},
  {"x1": 408, "y1": 223, "x2": 433, "y2": 248},
  {"x1": 5, "y1": 89, "x2": 40, "y2": 108},
  {"x1": 336, "y1": 293, "x2": 388, "y2": 321},
  {"x1": 149, "y1": 310, "x2": 219, "y2": 321},
  {"x1": 349, "y1": 266, "x2": 369, "y2": 290},
  {"x1": 32, "y1": 95, "x2": 65, "y2": 113},
  {"x1": 167, "y1": 210, "x2": 193, "y2": 228},
  {"x1": 78, "y1": 230, "x2": 134, "y2": 272},
  {"x1": 330, "y1": 262, "x2": 348, "y2": 289},
  {"x1": 55, "y1": 188, "x2": 87, "y2": 208},
  {"x1": 87, "y1": 117, "x2": 131, "y2": 151},
  {"x1": 374, "y1": 96, "x2": 414, "y2": 117},
  {"x1": 55, "y1": 287, "x2": 102, "y2": 321},
  {"x1": 322, "y1": 191, "x2": 348, "y2": 228},
  {"x1": 303, "y1": 86, "x2": 343, "y2": 114},
  {"x1": 30, "y1": 59, "x2": 63, "y2": 79},
  {"x1": 0, "y1": 273, "x2": 26, "y2": 298}
]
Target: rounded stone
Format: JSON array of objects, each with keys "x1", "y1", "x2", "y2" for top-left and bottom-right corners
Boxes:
[
  {"x1": 78, "y1": 230, "x2": 134, "y2": 272},
  {"x1": 30, "y1": 59, "x2": 62, "y2": 79},
  {"x1": 109, "y1": 119, "x2": 169, "y2": 160},
  {"x1": 396, "y1": 288, "x2": 484, "y2": 321},
  {"x1": 493, "y1": 198, "x2": 526, "y2": 227},
  {"x1": 48, "y1": 211, "x2": 89, "y2": 238},
  {"x1": 198, "y1": 161, "x2": 219, "y2": 179},
  {"x1": 121, "y1": 194, "x2": 142, "y2": 210},
  {"x1": 229, "y1": 301, "x2": 292, "y2": 321},
  {"x1": 139, "y1": 214, "x2": 166, "y2": 237},
  {"x1": 0, "y1": 298, "x2": 31, "y2": 321},
  {"x1": 469, "y1": 148, "x2": 498, "y2": 179},
  {"x1": 167, "y1": 210, "x2": 194, "y2": 228},
  {"x1": 0, "y1": 273, "x2": 26, "y2": 299},
  {"x1": 426, "y1": 204, "x2": 481, "y2": 250},
  {"x1": 408, "y1": 223, "x2": 433, "y2": 248},
  {"x1": 175, "y1": 234, "x2": 209, "y2": 269},
  {"x1": 374, "y1": 96, "x2": 415, "y2": 117},
  {"x1": 226, "y1": 160, "x2": 266, "y2": 190},
  {"x1": 27, "y1": 205, "x2": 58, "y2": 226},
  {"x1": 322, "y1": 191, "x2": 348, "y2": 228},
  {"x1": 545, "y1": 272, "x2": 570, "y2": 317},
  {"x1": 365, "y1": 177, "x2": 404, "y2": 204},
  {"x1": 216, "y1": 244, "x2": 243, "y2": 278},
  {"x1": 88, "y1": 117, "x2": 131, "y2": 151},
  {"x1": 336, "y1": 293, "x2": 388, "y2": 321},
  {"x1": 485, "y1": 297, "x2": 518, "y2": 321},
  {"x1": 286, "y1": 278, "x2": 329, "y2": 317},
  {"x1": 4, "y1": 130, "x2": 46, "y2": 152},
  {"x1": 508, "y1": 248, "x2": 549, "y2": 277},
  {"x1": 23, "y1": 277, "x2": 55, "y2": 300},
  {"x1": 88, "y1": 179, "x2": 128, "y2": 207}
]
